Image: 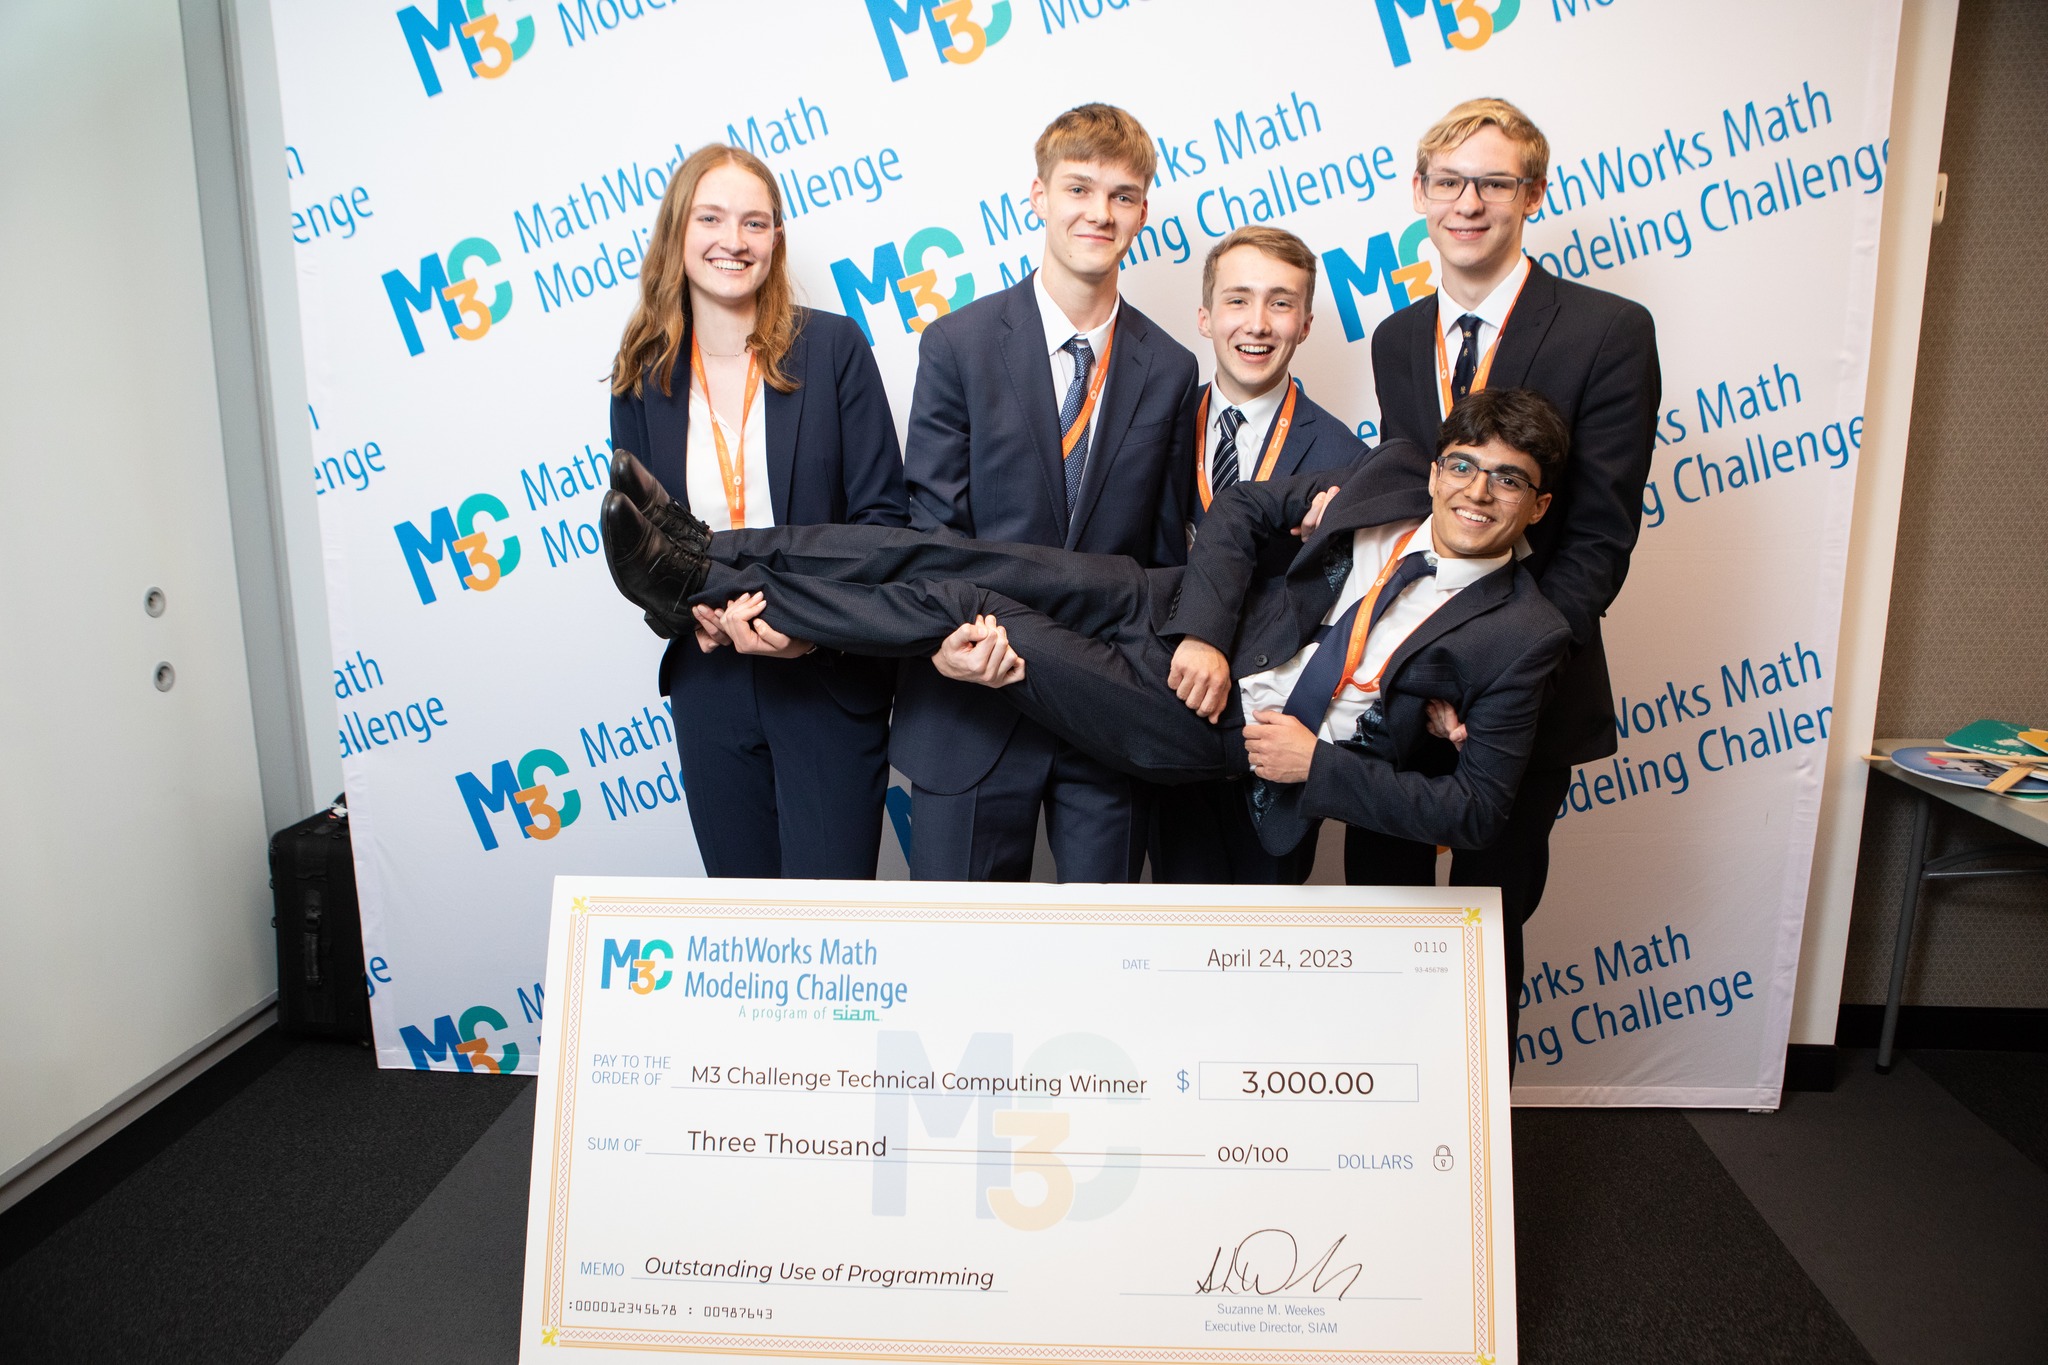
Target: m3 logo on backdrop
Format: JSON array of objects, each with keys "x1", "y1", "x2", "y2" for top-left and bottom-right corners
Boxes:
[
  {"x1": 1375, "y1": 0, "x2": 1518, "y2": 68},
  {"x1": 397, "y1": 0, "x2": 534, "y2": 97},
  {"x1": 400, "y1": 1004, "x2": 521, "y2": 1072},
  {"x1": 457, "y1": 748, "x2": 580, "y2": 852},
  {"x1": 865, "y1": 0, "x2": 1011, "y2": 82},
  {"x1": 382, "y1": 237, "x2": 512, "y2": 357},
  {"x1": 394, "y1": 493, "x2": 521, "y2": 605},
  {"x1": 1324, "y1": 218, "x2": 1435, "y2": 343},
  {"x1": 601, "y1": 938, "x2": 674, "y2": 994},
  {"x1": 832, "y1": 227, "x2": 975, "y2": 344},
  {"x1": 385, "y1": 239, "x2": 512, "y2": 358}
]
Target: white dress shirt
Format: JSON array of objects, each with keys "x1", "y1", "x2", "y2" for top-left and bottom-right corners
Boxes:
[
  {"x1": 1035, "y1": 271, "x2": 1119, "y2": 456},
  {"x1": 1239, "y1": 517, "x2": 1512, "y2": 743},
  {"x1": 1434, "y1": 254, "x2": 1532, "y2": 417},
  {"x1": 1205, "y1": 378, "x2": 1288, "y2": 485},
  {"x1": 685, "y1": 360, "x2": 774, "y2": 532}
]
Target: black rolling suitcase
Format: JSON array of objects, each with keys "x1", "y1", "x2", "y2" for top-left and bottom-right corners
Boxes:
[{"x1": 270, "y1": 795, "x2": 372, "y2": 1042}]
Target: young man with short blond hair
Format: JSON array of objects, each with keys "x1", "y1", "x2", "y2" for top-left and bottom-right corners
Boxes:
[{"x1": 892, "y1": 102, "x2": 1200, "y2": 884}]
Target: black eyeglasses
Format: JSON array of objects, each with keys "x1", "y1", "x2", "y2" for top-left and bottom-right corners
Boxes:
[
  {"x1": 1435, "y1": 453, "x2": 1541, "y2": 502},
  {"x1": 1420, "y1": 173, "x2": 1534, "y2": 204}
]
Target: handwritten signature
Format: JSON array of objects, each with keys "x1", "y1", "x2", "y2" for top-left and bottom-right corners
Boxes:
[{"x1": 1194, "y1": 1229, "x2": 1364, "y2": 1300}]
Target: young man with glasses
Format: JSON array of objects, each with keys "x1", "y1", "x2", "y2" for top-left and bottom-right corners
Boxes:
[
  {"x1": 601, "y1": 388, "x2": 1573, "y2": 885},
  {"x1": 1365, "y1": 99, "x2": 1662, "y2": 1050}
]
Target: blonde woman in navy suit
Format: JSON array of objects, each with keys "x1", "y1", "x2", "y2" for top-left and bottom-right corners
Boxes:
[{"x1": 608, "y1": 144, "x2": 907, "y2": 878}]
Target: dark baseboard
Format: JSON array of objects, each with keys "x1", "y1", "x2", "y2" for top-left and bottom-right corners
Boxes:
[
  {"x1": 1836, "y1": 1004, "x2": 2048, "y2": 1052},
  {"x1": 1784, "y1": 1043, "x2": 1836, "y2": 1092}
]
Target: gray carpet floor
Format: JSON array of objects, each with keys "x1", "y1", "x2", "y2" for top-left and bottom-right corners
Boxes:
[
  {"x1": 1, "y1": 1041, "x2": 2043, "y2": 1364},
  {"x1": 1690, "y1": 1056, "x2": 2048, "y2": 1365}
]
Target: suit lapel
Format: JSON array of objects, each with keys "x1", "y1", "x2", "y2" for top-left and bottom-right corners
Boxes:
[
  {"x1": 1484, "y1": 260, "x2": 1559, "y2": 393},
  {"x1": 761, "y1": 317, "x2": 806, "y2": 524},
  {"x1": 1268, "y1": 378, "x2": 1311, "y2": 480},
  {"x1": 999, "y1": 277, "x2": 1069, "y2": 539},
  {"x1": 1408, "y1": 294, "x2": 1440, "y2": 432},
  {"x1": 643, "y1": 349, "x2": 692, "y2": 512},
  {"x1": 1185, "y1": 382, "x2": 1211, "y2": 528},
  {"x1": 763, "y1": 378, "x2": 800, "y2": 526},
  {"x1": 1383, "y1": 562, "x2": 1514, "y2": 682},
  {"x1": 1067, "y1": 306, "x2": 1149, "y2": 549}
]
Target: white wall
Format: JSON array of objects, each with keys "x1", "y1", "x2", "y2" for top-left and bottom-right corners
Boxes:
[
  {"x1": 0, "y1": 0, "x2": 277, "y2": 1184},
  {"x1": 219, "y1": 0, "x2": 343, "y2": 813}
]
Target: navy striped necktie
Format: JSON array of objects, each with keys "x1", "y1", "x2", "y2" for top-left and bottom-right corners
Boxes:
[
  {"x1": 1213, "y1": 404, "x2": 1244, "y2": 496},
  {"x1": 1060, "y1": 335, "x2": 1094, "y2": 513}
]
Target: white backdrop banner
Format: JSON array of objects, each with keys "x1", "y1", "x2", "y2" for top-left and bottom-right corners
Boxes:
[{"x1": 269, "y1": 0, "x2": 1902, "y2": 1105}]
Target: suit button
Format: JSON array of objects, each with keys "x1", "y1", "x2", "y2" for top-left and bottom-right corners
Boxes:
[{"x1": 1254, "y1": 654, "x2": 1268, "y2": 667}]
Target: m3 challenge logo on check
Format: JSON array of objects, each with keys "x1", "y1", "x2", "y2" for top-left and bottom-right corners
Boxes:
[
  {"x1": 865, "y1": 0, "x2": 1011, "y2": 81},
  {"x1": 382, "y1": 237, "x2": 512, "y2": 356},
  {"x1": 602, "y1": 938, "x2": 675, "y2": 994},
  {"x1": 397, "y1": 0, "x2": 534, "y2": 96}
]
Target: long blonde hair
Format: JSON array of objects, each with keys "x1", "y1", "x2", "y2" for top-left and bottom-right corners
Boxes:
[{"x1": 610, "y1": 144, "x2": 801, "y2": 398}]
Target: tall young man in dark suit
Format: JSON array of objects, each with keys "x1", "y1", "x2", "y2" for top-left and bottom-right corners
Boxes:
[
  {"x1": 891, "y1": 103, "x2": 1200, "y2": 884},
  {"x1": 1151, "y1": 226, "x2": 1368, "y2": 884},
  {"x1": 1361, "y1": 98, "x2": 1661, "y2": 1047},
  {"x1": 601, "y1": 389, "x2": 1574, "y2": 890}
]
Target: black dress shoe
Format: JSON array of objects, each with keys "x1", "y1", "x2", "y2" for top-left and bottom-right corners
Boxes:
[
  {"x1": 601, "y1": 491, "x2": 710, "y2": 636},
  {"x1": 610, "y1": 450, "x2": 713, "y2": 557},
  {"x1": 611, "y1": 449, "x2": 668, "y2": 509}
]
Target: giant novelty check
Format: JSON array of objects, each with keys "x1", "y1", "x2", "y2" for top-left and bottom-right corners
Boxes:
[{"x1": 519, "y1": 879, "x2": 1517, "y2": 1364}]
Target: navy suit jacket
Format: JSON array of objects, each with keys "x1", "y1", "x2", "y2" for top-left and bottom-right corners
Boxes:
[
  {"x1": 1163, "y1": 439, "x2": 1574, "y2": 853},
  {"x1": 610, "y1": 307, "x2": 907, "y2": 712},
  {"x1": 894, "y1": 274, "x2": 1200, "y2": 792},
  {"x1": 1372, "y1": 260, "x2": 1659, "y2": 767},
  {"x1": 1186, "y1": 378, "x2": 1367, "y2": 579}
]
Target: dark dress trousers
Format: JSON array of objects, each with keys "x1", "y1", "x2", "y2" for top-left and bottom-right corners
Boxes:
[
  {"x1": 1150, "y1": 380, "x2": 1369, "y2": 885},
  {"x1": 893, "y1": 273, "x2": 1198, "y2": 882},
  {"x1": 691, "y1": 438, "x2": 1572, "y2": 861},
  {"x1": 610, "y1": 307, "x2": 907, "y2": 878},
  {"x1": 1364, "y1": 260, "x2": 1660, "y2": 1048}
]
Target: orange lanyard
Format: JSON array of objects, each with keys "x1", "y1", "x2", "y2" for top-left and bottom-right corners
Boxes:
[
  {"x1": 690, "y1": 335, "x2": 761, "y2": 529},
  {"x1": 1433, "y1": 267, "x2": 1530, "y2": 415},
  {"x1": 1195, "y1": 378, "x2": 1300, "y2": 510},
  {"x1": 1334, "y1": 526, "x2": 1424, "y2": 699},
  {"x1": 1061, "y1": 323, "x2": 1115, "y2": 460}
]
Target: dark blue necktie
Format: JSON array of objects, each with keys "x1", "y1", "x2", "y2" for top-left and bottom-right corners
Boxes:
[
  {"x1": 1450, "y1": 313, "x2": 1483, "y2": 403},
  {"x1": 1280, "y1": 551, "x2": 1436, "y2": 733},
  {"x1": 1212, "y1": 405, "x2": 1244, "y2": 496},
  {"x1": 1059, "y1": 335, "x2": 1094, "y2": 514}
]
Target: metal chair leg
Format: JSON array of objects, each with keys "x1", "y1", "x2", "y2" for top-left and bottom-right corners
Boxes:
[{"x1": 1876, "y1": 790, "x2": 1933, "y2": 1073}]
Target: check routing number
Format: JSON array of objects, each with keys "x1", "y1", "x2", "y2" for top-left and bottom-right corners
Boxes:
[{"x1": 519, "y1": 879, "x2": 1517, "y2": 1364}]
